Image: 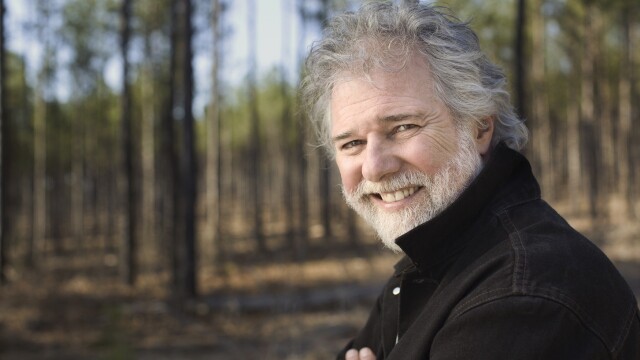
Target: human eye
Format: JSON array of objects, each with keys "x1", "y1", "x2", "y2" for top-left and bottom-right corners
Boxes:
[
  {"x1": 340, "y1": 139, "x2": 365, "y2": 151},
  {"x1": 392, "y1": 123, "x2": 419, "y2": 134}
]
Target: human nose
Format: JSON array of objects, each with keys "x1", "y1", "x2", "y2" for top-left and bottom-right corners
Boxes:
[{"x1": 361, "y1": 137, "x2": 400, "y2": 182}]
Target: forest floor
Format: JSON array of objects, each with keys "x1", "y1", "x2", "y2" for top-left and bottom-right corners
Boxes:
[{"x1": 0, "y1": 213, "x2": 639, "y2": 360}]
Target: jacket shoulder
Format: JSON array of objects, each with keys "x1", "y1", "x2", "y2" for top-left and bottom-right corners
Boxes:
[{"x1": 497, "y1": 199, "x2": 638, "y2": 354}]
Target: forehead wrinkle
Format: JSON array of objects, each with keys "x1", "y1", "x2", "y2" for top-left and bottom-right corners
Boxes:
[
  {"x1": 377, "y1": 113, "x2": 423, "y2": 123},
  {"x1": 337, "y1": 96, "x2": 426, "y2": 122},
  {"x1": 332, "y1": 91, "x2": 378, "y2": 120}
]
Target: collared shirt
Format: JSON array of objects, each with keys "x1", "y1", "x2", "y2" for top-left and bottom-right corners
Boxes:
[{"x1": 338, "y1": 143, "x2": 640, "y2": 359}]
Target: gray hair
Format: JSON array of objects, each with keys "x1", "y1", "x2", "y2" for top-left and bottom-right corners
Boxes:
[{"x1": 300, "y1": 1, "x2": 528, "y2": 158}]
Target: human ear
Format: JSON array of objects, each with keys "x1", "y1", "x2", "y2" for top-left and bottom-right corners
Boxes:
[{"x1": 475, "y1": 116, "x2": 494, "y2": 156}]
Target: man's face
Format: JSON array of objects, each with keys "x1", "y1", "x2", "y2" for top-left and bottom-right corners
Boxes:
[{"x1": 330, "y1": 54, "x2": 486, "y2": 252}]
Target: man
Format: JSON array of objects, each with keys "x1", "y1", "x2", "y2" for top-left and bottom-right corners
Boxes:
[{"x1": 300, "y1": 2, "x2": 640, "y2": 359}]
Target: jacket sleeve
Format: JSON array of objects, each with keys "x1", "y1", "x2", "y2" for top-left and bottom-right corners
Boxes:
[
  {"x1": 337, "y1": 291, "x2": 386, "y2": 360},
  {"x1": 427, "y1": 295, "x2": 617, "y2": 360}
]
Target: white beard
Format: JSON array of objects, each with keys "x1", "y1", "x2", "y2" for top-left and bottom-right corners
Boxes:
[{"x1": 342, "y1": 131, "x2": 483, "y2": 253}]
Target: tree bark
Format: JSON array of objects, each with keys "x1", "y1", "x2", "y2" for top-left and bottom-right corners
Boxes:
[
  {"x1": 71, "y1": 104, "x2": 85, "y2": 252},
  {"x1": 617, "y1": 9, "x2": 633, "y2": 218},
  {"x1": 281, "y1": 0, "x2": 295, "y2": 251},
  {"x1": 598, "y1": 24, "x2": 615, "y2": 198},
  {"x1": 32, "y1": 59, "x2": 47, "y2": 268},
  {"x1": 248, "y1": 0, "x2": 265, "y2": 252},
  {"x1": 165, "y1": 0, "x2": 180, "y2": 295},
  {"x1": 566, "y1": 84, "x2": 581, "y2": 213},
  {"x1": 579, "y1": 4, "x2": 599, "y2": 219},
  {"x1": 317, "y1": 0, "x2": 332, "y2": 243},
  {"x1": 529, "y1": 0, "x2": 552, "y2": 197},
  {"x1": 0, "y1": 0, "x2": 7, "y2": 284},
  {"x1": 632, "y1": 18, "x2": 640, "y2": 218},
  {"x1": 179, "y1": 0, "x2": 197, "y2": 298},
  {"x1": 140, "y1": 34, "x2": 157, "y2": 269},
  {"x1": 206, "y1": 0, "x2": 222, "y2": 268},
  {"x1": 120, "y1": 0, "x2": 137, "y2": 286},
  {"x1": 514, "y1": 0, "x2": 527, "y2": 120},
  {"x1": 295, "y1": 0, "x2": 309, "y2": 259}
]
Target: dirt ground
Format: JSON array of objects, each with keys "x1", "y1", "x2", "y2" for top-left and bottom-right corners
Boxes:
[{"x1": 0, "y1": 217, "x2": 638, "y2": 360}]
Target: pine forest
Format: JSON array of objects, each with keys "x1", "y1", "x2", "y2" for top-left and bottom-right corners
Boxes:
[{"x1": 0, "y1": 0, "x2": 638, "y2": 358}]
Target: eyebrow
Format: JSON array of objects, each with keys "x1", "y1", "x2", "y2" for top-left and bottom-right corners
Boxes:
[
  {"x1": 332, "y1": 132, "x2": 353, "y2": 143},
  {"x1": 331, "y1": 113, "x2": 424, "y2": 144},
  {"x1": 379, "y1": 113, "x2": 419, "y2": 123}
]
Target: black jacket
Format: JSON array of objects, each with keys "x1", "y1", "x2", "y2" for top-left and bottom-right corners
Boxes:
[{"x1": 338, "y1": 144, "x2": 640, "y2": 359}]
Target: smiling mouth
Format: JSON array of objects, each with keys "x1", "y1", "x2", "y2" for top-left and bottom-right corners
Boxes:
[{"x1": 372, "y1": 186, "x2": 422, "y2": 203}]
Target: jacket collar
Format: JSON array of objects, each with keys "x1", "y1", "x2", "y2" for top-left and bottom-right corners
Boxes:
[{"x1": 394, "y1": 143, "x2": 540, "y2": 274}]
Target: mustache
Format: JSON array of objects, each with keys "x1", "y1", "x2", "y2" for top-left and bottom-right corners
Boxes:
[{"x1": 343, "y1": 170, "x2": 431, "y2": 199}]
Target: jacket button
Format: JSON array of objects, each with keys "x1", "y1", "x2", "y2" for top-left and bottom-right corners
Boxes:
[{"x1": 392, "y1": 287, "x2": 400, "y2": 295}]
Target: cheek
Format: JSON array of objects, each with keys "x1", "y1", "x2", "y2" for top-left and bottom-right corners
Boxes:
[
  {"x1": 409, "y1": 134, "x2": 457, "y2": 169},
  {"x1": 398, "y1": 143, "x2": 444, "y2": 176},
  {"x1": 336, "y1": 158, "x2": 362, "y2": 192}
]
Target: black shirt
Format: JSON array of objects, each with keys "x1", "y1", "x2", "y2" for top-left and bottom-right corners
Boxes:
[{"x1": 338, "y1": 143, "x2": 640, "y2": 359}]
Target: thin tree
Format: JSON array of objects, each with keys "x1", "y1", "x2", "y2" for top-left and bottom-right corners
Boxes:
[
  {"x1": 247, "y1": 0, "x2": 265, "y2": 252},
  {"x1": 514, "y1": 0, "x2": 527, "y2": 120},
  {"x1": 317, "y1": 0, "x2": 332, "y2": 241},
  {"x1": 580, "y1": 4, "x2": 599, "y2": 218},
  {"x1": 120, "y1": 0, "x2": 137, "y2": 286},
  {"x1": 0, "y1": 0, "x2": 7, "y2": 284},
  {"x1": 206, "y1": 0, "x2": 223, "y2": 267},
  {"x1": 71, "y1": 100, "x2": 84, "y2": 252},
  {"x1": 563, "y1": 0, "x2": 583, "y2": 214},
  {"x1": 617, "y1": 6, "x2": 634, "y2": 218},
  {"x1": 165, "y1": 0, "x2": 180, "y2": 294},
  {"x1": 529, "y1": 0, "x2": 552, "y2": 196},
  {"x1": 31, "y1": 1, "x2": 51, "y2": 268},
  {"x1": 596, "y1": 9, "x2": 615, "y2": 198},
  {"x1": 139, "y1": 0, "x2": 158, "y2": 269},
  {"x1": 179, "y1": 0, "x2": 197, "y2": 298},
  {"x1": 281, "y1": 0, "x2": 295, "y2": 250},
  {"x1": 295, "y1": 0, "x2": 309, "y2": 258}
]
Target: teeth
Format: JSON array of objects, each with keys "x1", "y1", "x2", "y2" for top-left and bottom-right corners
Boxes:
[{"x1": 379, "y1": 187, "x2": 418, "y2": 203}]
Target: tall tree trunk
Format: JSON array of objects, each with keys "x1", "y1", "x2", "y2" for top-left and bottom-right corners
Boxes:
[
  {"x1": 514, "y1": 0, "x2": 527, "y2": 120},
  {"x1": 120, "y1": 0, "x2": 137, "y2": 286},
  {"x1": 632, "y1": 19, "x2": 640, "y2": 218},
  {"x1": 566, "y1": 83, "x2": 581, "y2": 213},
  {"x1": 281, "y1": 0, "x2": 294, "y2": 251},
  {"x1": 32, "y1": 65, "x2": 47, "y2": 268},
  {"x1": 165, "y1": 0, "x2": 180, "y2": 295},
  {"x1": 529, "y1": 0, "x2": 552, "y2": 197},
  {"x1": 295, "y1": 0, "x2": 309, "y2": 259},
  {"x1": 592, "y1": 10, "x2": 613, "y2": 212},
  {"x1": 565, "y1": 0, "x2": 583, "y2": 214},
  {"x1": 30, "y1": 2, "x2": 55, "y2": 268},
  {"x1": 248, "y1": 0, "x2": 265, "y2": 252},
  {"x1": 141, "y1": 35, "x2": 157, "y2": 269},
  {"x1": 317, "y1": 0, "x2": 332, "y2": 241},
  {"x1": 0, "y1": 0, "x2": 6, "y2": 284},
  {"x1": 179, "y1": 0, "x2": 197, "y2": 298},
  {"x1": 579, "y1": 4, "x2": 599, "y2": 219},
  {"x1": 617, "y1": 9, "x2": 633, "y2": 218},
  {"x1": 206, "y1": 0, "x2": 222, "y2": 268},
  {"x1": 598, "y1": 34, "x2": 615, "y2": 199},
  {"x1": 107, "y1": 126, "x2": 118, "y2": 250},
  {"x1": 71, "y1": 104, "x2": 85, "y2": 251}
]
